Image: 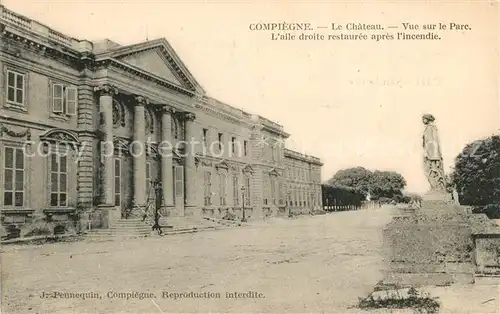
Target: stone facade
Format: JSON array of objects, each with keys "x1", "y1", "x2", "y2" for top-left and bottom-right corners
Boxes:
[
  {"x1": 283, "y1": 149, "x2": 323, "y2": 215},
  {"x1": 0, "y1": 6, "x2": 323, "y2": 235}
]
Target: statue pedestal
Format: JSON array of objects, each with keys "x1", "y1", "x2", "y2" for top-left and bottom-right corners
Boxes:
[
  {"x1": 422, "y1": 190, "x2": 452, "y2": 202},
  {"x1": 383, "y1": 193, "x2": 476, "y2": 287}
]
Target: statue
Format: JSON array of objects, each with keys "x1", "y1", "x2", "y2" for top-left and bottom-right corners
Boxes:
[{"x1": 422, "y1": 114, "x2": 446, "y2": 191}]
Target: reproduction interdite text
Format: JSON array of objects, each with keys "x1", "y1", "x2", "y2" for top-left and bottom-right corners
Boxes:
[{"x1": 40, "y1": 291, "x2": 266, "y2": 301}]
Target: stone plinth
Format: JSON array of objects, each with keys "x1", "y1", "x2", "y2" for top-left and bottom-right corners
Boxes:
[
  {"x1": 473, "y1": 231, "x2": 500, "y2": 275},
  {"x1": 383, "y1": 193, "x2": 477, "y2": 286}
]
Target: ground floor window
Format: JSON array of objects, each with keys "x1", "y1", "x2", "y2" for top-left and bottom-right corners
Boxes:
[
  {"x1": 270, "y1": 177, "x2": 276, "y2": 205},
  {"x1": 244, "y1": 176, "x2": 251, "y2": 206},
  {"x1": 219, "y1": 173, "x2": 226, "y2": 206},
  {"x1": 114, "y1": 159, "x2": 121, "y2": 206},
  {"x1": 174, "y1": 165, "x2": 184, "y2": 204},
  {"x1": 3, "y1": 146, "x2": 25, "y2": 207},
  {"x1": 279, "y1": 182, "x2": 284, "y2": 205},
  {"x1": 50, "y1": 153, "x2": 68, "y2": 207},
  {"x1": 232, "y1": 175, "x2": 239, "y2": 205},
  {"x1": 146, "y1": 162, "x2": 152, "y2": 200},
  {"x1": 204, "y1": 171, "x2": 212, "y2": 206}
]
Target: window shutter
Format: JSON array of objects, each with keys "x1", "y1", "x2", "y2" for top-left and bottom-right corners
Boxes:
[
  {"x1": 65, "y1": 86, "x2": 78, "y2": 116},
  {"x1": 52, "y1": 84, "x2": 64, "y2": 113}
]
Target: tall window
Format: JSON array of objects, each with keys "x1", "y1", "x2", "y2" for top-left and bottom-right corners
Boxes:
[
  {"x1": 263, "y1": 176, "x2": 269, "y2": 205},
  {"x1": 279, "y1": 182, "x2": 284, "y2": 205},
  {"x1": 204, "y1": 171, "x2": 212, "y2": 206},
  {"x1": 146, "y1": 162, "x2": 152, "y2": 199},
  {"x1": 174, "y1": 165, "x2": 184, "y2": 200},
  {"x1": 231, "y1": 136, "x2": 236, "y2": 154},
  {"x1": 6, "y1": 70, "x2": 25, "y2": 107},
  {"x1": 219, "y1": 173, "x2": 226, "y2": 206},
  {"x1": 243, "y1": 140, "x2": 248, "y2": 156},
  {"x1": 49, "y1": 153, "x2": 68, "y2": 207},
  {"x1": 3, "y1": 147, "x2": 25, "y2": 207},
  {"x1": 233, "y1": 175, "x2": 239, "y2": 205},
  {"x1": 218, "y1": 133, "x2": 223, "y2": 151},
  {"x1": 114, "y1": 159, "x2": 121, "y2": 206},
  {"x1": 52, "y1": 83, "x2": 77, "y2": 116},
  {"x1": 270, "y1": 177, "x2": 276, "y2": 205},
  {"x1": 202, "y1": 128, "x2": 208, "y2": 149},
  {"x1": 245, "y1": 176, "x2": 251, "y2": 206}
]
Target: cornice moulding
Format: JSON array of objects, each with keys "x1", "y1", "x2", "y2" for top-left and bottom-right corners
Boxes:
[
  {"x1": 95, "y1": 57, "x2": 195, "y2": 96},
  {"x1": 1, "y1": 45, "x2": 81, "y2": 85}
]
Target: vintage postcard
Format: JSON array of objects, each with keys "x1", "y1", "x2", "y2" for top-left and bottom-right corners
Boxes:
[{"x1": 0, "y1": 1, "x2": 499, "y2": 313}]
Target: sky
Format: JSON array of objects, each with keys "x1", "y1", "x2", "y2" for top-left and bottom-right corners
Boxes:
[{"x1": 3, "y1": 0, "x2": 499, "y2": 193}]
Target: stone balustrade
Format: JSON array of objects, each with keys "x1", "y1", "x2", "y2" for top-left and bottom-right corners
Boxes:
[{"x1": 1, "y1": 5, "x2": 93, "y2": 53}]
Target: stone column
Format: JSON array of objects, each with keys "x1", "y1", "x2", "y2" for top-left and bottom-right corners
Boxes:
[
  {"x1": 77, "y1": 84, "x2": 95, "y2": 207},
  {"x1": 183, "y1": 112, "x2": 197, "y2": 212},
  {"x1": 94, "y1": 84, "x2": 117, "y2": 207},
  {"x1": 133, "y1": 95, "x2": 148, "y2": 207},
  {"x1": 160, "y1": 106, "x2": 174, "y2": 207}
]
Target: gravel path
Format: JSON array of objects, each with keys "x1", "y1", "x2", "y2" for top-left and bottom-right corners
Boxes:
[{"x1": 1, "y1": 209, "x2": 395, "y2": 313}]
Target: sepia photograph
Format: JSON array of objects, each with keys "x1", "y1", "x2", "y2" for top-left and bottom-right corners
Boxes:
[{"x1": 0, "y1": 1, "x2": 499, "y2": 313}]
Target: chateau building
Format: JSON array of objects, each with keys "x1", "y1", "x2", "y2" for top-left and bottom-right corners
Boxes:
[{"x1": 0, "y1": 6, "x2": 322, "y2": 234}]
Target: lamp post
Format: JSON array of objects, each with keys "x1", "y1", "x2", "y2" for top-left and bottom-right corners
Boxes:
[
  {"x1": 241, "y1": 185, "x2": 247, "y2": 222},
  {"x1": 152, "y1": 180, "x2": 163, "y2": 235}
]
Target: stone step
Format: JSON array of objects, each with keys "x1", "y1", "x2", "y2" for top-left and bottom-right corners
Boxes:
[
  {"x1": 109, "y1": 225, "x2": 152, "y2": 229},
  {"x1": 87, "y1": 229, "x2": 152, "y2": 234},
  {"x1": 84, "y1": 226, "x2": 220, "y2": 241}
]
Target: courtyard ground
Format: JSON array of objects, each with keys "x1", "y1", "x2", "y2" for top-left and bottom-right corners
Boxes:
[{"x1": 1, "y1": 208, "x2": 499, "y2": 313}]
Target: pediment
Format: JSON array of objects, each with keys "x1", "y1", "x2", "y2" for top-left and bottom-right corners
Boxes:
[
  {"x1": 113, "y1": 137, "x2": 131, "y2": 153},
  {"x1": 118, "y1": 49, "x2": 183, "y2": 86},
  {"x1": 146, "y1": 142, "x2": 159, "y2": 158},
  {"x1": 215, "y1": 160, "x2": 229, "y2": 170},
  {"x1": 107, "y1": 38, "x2": 204, "y2": 93},
  {"x1": 269, "y1": 168, "x2": 280, "y2": 176},
  {"x1": 173, "y1": 149, "x2": 183, "y2": 161},
  {"x1": 242, "y1": 164, "x2": 255, "y2": 174},
  {"x1": 40, "y1": 129, "x2": 79, "y2": 145}
]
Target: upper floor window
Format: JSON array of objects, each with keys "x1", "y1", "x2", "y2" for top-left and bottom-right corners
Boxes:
[
  {"x1": 52, "y1": 83, "x2": 77, "y2": 116},
  {"x1": 218, "y1": 133, "x2": 223, "y2": 151},
  {"x1": 231, "y1": 136, "x2": 236, "y2": 154},
  {"x1": 243, "y1": 140, "x2": 248, "y2": 156},
  {"x1": 6, "y1": 70, "x2": 26, "y2": 107},
  {"x1": 202, "y1": 128, "x2": 209, "y2": 149}
]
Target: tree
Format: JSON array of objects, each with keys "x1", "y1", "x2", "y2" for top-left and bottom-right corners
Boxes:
[
  {"x1": 326, "y1": 167, "x2": 407, "y2": 201},
  {"x1": 452, "y1": 135, "x2": 500, "y2": 206},
  {"x1": 370, "y1": 170, "x2": 407, "y2": 200},
  {"x1": 327, "y1": 167, "x2": 373, "y2": 193},
  {"x1": 322, "y1": 184, "x2": 365, "y2": 209}
]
